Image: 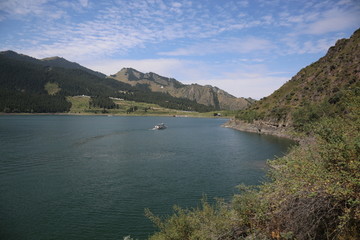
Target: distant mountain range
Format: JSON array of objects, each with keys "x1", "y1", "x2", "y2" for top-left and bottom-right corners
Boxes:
[
  {"x1": 110, "y1": 68, "x2": 254, "y2": 110},
  {"x1": 0, "y1": 50, "x2": 254, "y2": 113}
]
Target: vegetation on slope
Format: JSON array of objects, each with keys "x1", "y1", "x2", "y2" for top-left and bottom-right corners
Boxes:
[
  {"x1": 146, "y1": 79, "x2": 360, "y2": 240},
  {"x1": 235, "y1": 28, "x2": 360, "y2": 129},
  {"x1": 67, "y1": 96, "x2": 227, "y2": 117},
  {"x1": 0, "y1": 53, "x2": 215, "y2": 113},
  {"x1": 145, "y1": 30, "x2": 360, "y2": 239}
]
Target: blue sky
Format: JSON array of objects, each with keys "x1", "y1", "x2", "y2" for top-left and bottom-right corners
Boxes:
[{"x1": 1, "y1": 0, "x2": 359, "y2": 99}]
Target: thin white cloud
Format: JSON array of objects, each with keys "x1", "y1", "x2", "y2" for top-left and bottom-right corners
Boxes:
[
  {"x1": 298, "y1": 8, "x2": 360, "y2": 35},
  {"x1": 79, "y1": 0, "x2": 89, "y2": 8},
  {"x1": 0, "y1": 0, "x2": 91, "y2": 21},
  {"x1": 2, "y1": 0, "x2": 281, "y2": 59},
  {"x1": 280, "y1": 0, "x2": 360, "y2": 36},
  {"x1": 9, "y1": 0, "x2": 241, "y2": 58},
  {"x1": 276, "y1": 0, "x2": 360, "y2": 55},
  {"x1": 280, "y1": 36, "x2": 340, "y2": 55},
  {"x1": 0, "y1": 0, "x2": 48, "y2": 16},
  {"x1": 158, "y1": 37, "x2": 274, "y2": 56}
]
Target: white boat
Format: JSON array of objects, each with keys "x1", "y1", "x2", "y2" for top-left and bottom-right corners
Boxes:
[{"x1": 154, "y1": 123, "x2": 167, "y2": 130}]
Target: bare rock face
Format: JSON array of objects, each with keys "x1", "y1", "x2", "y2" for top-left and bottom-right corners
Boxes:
[{"x1": 110, "y1": 68, "x2": 252, "y2": 110}]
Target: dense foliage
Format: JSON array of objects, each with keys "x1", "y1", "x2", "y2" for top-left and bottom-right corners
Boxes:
[
  {"x1": 0, "y1": 89, "x2": 71, "y2": 113},
  {"x1": 90, "y1": 96, "x2": 116, "y2": 109},
  {"x1": 0, "y1": 57, "x2": 72, "y2": 112}
]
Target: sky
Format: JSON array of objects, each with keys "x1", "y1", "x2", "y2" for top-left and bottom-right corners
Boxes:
[{"x1": 1, "y1": 0, "x2": 359, "y2": 99}]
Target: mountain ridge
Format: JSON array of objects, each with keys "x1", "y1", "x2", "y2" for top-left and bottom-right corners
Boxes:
[
  {"x1": 229, "y1": 28, "x2": 360, "y2": 137},
  {"x1": 111, "y1": 67, "x2": 253, "y2": 110},
  {"x1": 0, "y1": 50, "x2": 106, "y2": 78}
]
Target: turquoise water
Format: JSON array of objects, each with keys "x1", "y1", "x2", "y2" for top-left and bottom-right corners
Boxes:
[{"x1": 0, "y1": 116, "x2": 293, "y2": 239}]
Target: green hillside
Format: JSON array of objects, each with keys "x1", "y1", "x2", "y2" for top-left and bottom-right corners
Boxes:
[
  {"x1": 145, "y1": 29, "x2": 360, "y2": 240},
  {"x1": 235, "y1": 28, "x2": 360, "y2": 133},
  {"x1": 0, "y1": 52, "x2": 215, "y2": 113}
]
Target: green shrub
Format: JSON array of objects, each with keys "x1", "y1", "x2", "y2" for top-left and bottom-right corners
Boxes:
[{"x1": 235, "y1": 110, "x2": 264, "y2": 123}]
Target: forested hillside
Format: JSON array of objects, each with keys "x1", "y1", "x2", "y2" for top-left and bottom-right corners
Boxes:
[
  {"x1": 1, "y1": 50, "x2": 106, "y2": 78},
  {"x1": 0, "y1": 52, "x2": 215, "y2": 113}
]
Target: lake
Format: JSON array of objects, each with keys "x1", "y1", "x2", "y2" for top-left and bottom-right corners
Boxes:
[{"x1": 0, "y1": 115, "x2": 294, "y2": 239}]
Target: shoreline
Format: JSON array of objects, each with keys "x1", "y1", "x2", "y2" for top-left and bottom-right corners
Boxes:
[
  {"x1": 0, "y1": 112, "x2": 229, "y2": 119},
  {"x1": 222, "y1": 118, "x2": 301, "y2": 142}
]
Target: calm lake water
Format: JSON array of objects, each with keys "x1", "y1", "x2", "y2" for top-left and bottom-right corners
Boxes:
[{"x1": 0, "y1": 115, "x2": 294, "y2": 240}]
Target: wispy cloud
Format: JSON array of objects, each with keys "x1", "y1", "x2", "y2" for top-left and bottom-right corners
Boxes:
[
  {"x1": 158, "y1": 37, "x2": 274, "y2": 56},
  {"x1": 0, "y1": 0, "x2": 49, "y2": 16},
  {"x1": 79, "y1": 0, "x2": 89, "y2": 8},
  {"x1": 280, "y1": 35, "x2": 341, "y2": 55},
  {"x1": 1, "y1": 0, "x2": 274, "y2": 59},
  {"x1": 0, "y1": 0, "x2": 91, "y2": 21},
  {"x1": 298, "y1": 8, "x2": 360, "y2": 35},
  {"x1": 280, "y1": 0, "x2": 360, "y2": 36}
]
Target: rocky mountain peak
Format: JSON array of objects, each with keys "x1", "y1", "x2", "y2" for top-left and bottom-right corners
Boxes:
[
  {"x1": 110, "y1": 67, "x2": 252, "y2": 110},
  {"x1": 117, "y1": 68, "x2": 144, "y2": 81}
]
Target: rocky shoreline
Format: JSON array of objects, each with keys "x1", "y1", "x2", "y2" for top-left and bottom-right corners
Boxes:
[{"x1": 222, "y1": 118, "x2": 300, "y2": 142}]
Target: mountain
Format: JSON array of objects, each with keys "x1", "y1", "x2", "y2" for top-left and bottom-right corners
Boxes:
[
  {"x1": 232, "y1": 28, "x2": 360, "y2": 135},
  {"x1": 41, "y1": 56, "x2": 106, "y2": 78},
  {"x1": 110, "y1": 68, "x2": 253, "y2": 110},
  {"x1": 0, "y1": 50, "x2": 106, "y2": 78},
  {"x1": 0, "y1": 50, "x2": 253, "y2": 112},
  {"x1": 0, "y1": 51, "x2": 215, "y2": 113}
]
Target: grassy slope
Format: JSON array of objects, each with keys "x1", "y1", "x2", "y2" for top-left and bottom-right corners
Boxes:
[
  {"x1": 67, "y1": 96, "x2": 226, "y2": 118},
  {"x1": 44, "y1": 82, "x2": 61, "y2": 95},
  {"x1": 236, "y1": 28, "x2": 360, "y2": 130},
  {"x1": 144, "y1": 30, "x2": 360, "y2": 240}
]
